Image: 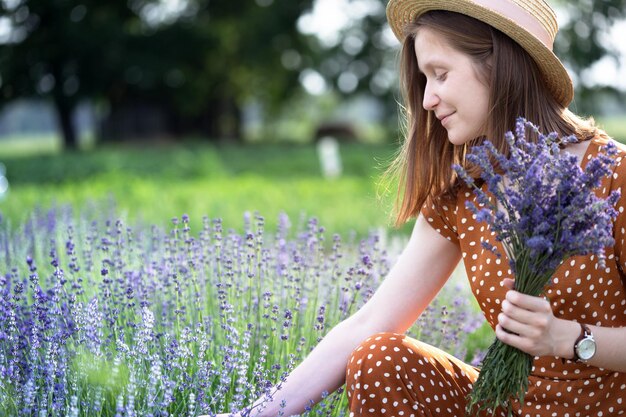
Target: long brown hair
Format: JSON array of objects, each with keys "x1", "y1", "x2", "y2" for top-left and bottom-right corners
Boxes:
[{"x1": 390, "y1": 10, "x2": 603, "y2": 226}]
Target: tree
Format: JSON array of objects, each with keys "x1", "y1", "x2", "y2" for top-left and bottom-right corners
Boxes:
[
  {"x1": 302, "y1": 0, "x2": 400, "y2": 127},
  {"x1": 4, "y1": 0, "x2": 620, "y2": 147},
  {"x1": 102, "y1": 0, "x2": 316, "y2": 142},
  {"x1": 0, "y1": 0, "x2": 316, "y2": 146},
  {"x1": 0, "y1": 0, "x2": 152, "y2": 149},
  {"x1": 553, "y1": 0, "x2": 626, "y2": 114}
]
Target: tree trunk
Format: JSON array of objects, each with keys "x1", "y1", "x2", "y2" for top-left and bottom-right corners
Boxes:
[
  {"x1": 99, "y1": 99, "x2": 171, "y2": 142},
  {"x1": 201, "y1": 96, "x2": 242, "y2": 143},
  {"x1": 53, "y1": 97, "x2": 78, "y2": 150}
]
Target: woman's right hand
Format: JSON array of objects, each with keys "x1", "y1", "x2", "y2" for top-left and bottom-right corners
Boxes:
[{"x1": 203, "y1": 216, "x2": 462, "y2": 417}]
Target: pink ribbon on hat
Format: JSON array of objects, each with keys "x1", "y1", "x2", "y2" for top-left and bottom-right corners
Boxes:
[{"x1": 472, "y1": 0, "x2": 553, "y2": 49}]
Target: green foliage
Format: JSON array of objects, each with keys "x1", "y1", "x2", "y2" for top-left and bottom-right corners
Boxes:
[
  {"x1": 72, "y1": 350, "x2": 130, "y2": 395},
  {"x1": 0, "y1": 0, "x2": 151, "y2": 147},
  {"x1": 2, "y1": 0, "x2": 624, "y2": 149},
  {"x1": 308, "y1": 0, "x2": 400, "y2": 122},
  {"x1": 553, "y1": 0, "x2": 626, "y2": 113},
  {"x1": 0, "y1": 142, "x2": 408, "y2": 237},
  {"x1": 555, "y1": 0, "x2": 626, "y2": 72},
  {"x1": 0, "y1": 0, "x2": 316, "y2": 145}
]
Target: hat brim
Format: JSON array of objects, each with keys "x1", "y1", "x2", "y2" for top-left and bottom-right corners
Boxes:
[{"x1": 386, "y1": 0, "x2": 574, "y2": 107}]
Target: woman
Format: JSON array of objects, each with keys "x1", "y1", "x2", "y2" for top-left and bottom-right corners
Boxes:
[{"x1": 211, "y1": 1, "x2": 626, "y2": 415}]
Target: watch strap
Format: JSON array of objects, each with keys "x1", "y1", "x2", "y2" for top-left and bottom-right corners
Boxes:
[{"x1": 572, "y1": 323, "x2": 591, "y2": 362}]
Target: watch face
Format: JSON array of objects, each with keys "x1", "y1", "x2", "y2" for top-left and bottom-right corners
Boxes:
[{"x1": 577, "y1": 338, "x2": 596, "y2": 360}]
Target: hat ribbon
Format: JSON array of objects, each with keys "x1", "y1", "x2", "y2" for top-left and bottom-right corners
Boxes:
[{"x1": 470, "y1": 0, "x2": 553, "y2": 49}]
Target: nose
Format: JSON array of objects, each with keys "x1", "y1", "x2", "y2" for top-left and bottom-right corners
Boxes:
[{"x1": 422, "y1": 81, "x2": 439, "y2": 111}]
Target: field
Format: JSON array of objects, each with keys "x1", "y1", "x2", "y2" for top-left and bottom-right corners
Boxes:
[
  {"x1": 3, "y1": 114, "x2": 624, "y2": 415},
  {"x1": 0, "y1": 137, "x2": 495, "y2": 415},
  {"x1": 0, "y1": 138, "x2": 412, "y2": 238}
]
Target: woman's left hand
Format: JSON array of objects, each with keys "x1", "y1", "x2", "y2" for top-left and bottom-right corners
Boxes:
[{"x1": 495, "y1": 278, "x2": 578, "y2": 358}]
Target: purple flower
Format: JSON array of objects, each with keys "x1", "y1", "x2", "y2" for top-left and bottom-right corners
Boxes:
[
  {"x1": 455, "y1": 118, "x2": 621, "y2": 416},
  {"x1": 454, "y1": 118, "x2": 619, "y2": 283},
  {"x1": 1, "y1": 206, "x2": 483, "y2": 416}
]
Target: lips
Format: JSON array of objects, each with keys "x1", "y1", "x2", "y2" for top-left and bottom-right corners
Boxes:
[{"x1": 437, "y1": 112, "x2": 454, "y2": 126}]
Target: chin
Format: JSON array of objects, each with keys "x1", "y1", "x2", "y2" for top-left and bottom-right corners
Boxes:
[
  {"x1": 446, "y1": 128, "x2": 480, "y2": 146},
  {"x1": 447, "y1": 135, "x2": 473, "y2": 146}
]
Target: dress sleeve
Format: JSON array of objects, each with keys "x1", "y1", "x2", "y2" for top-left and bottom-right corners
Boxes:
[{"x1": 420, "y1": 197, "x2": 460, "y2": 245}]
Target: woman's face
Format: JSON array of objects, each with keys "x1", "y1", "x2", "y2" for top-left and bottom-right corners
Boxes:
[{"x1": 414, "y1": 28, "x2": 490, "y2": 145}]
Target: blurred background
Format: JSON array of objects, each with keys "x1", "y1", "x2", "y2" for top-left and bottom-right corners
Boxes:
[{"x1": 0, "y1": 0, "x2": 625, "y2": 236}]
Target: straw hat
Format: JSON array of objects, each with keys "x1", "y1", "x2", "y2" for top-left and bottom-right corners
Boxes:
[{"x1": 386, "y1": 0, "x2": 574, "y2": 107}]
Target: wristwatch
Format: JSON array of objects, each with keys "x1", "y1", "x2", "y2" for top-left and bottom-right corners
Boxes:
[{"x1": 573, "y1": 323, "x2": 596, "y2": 362}]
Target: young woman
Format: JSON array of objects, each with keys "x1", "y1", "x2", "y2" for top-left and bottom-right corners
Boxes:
[{"x1": 209, "y1": 1, "x2": 626, "y2": 415}]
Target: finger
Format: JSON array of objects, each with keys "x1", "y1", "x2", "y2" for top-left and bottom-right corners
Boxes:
[
  {"x1": 500, "y1": 298, "x2": 535, "y2": 324},
  {"x1": 501, "y1": 278, "x2": 515, "y2": 290},
  {"x1": 505, "y1": 289, "x2": 552, "y2": 312},
  {"x1": 495, "y1": 323, "x2": 540, "y2": 352},
  {"x1": 498, "y1": 300, "x2": 552, "y2": 337},
  {"x1": 495, "y1": 324, "x2": 530, "y2": 352},
  {"x1": 497, "y1": 311, "x2": 541, "y2": 337}
]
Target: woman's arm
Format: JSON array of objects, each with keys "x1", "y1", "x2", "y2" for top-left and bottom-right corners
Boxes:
[
  {"x1": 496, "y1": 278, "x2": 626, "y2": 372},
  {"x1": 206, "y1": 215, "x2": 462, "y2": 417}
]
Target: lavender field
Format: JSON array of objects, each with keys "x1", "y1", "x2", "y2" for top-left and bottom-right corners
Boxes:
[{"x1": 0, "y1": 205, "x2": 485, "y2": 416}]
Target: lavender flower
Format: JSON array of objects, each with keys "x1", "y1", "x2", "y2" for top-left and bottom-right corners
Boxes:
[
  {"x1": 0, "y1": 206, "x2": 483, "y2": 416},
  {"x1": 454, "y1": 118, "x2": 620, "y2": 416}
]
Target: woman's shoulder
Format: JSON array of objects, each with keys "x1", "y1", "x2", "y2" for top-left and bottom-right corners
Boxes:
[
  {"x1": 584, "y1": 135, "x2": 626, "y2": 192},
  {"x1": 587, "y1": 132, "x2": 626, "y2": 152},
  {"x1": 565, "y1": 138, "x2": 592, "y2": 164},
  {"x1": 578, "y1": 134, "x2": 626, "y2": 164}
]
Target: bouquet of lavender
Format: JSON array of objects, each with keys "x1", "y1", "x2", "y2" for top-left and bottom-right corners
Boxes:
[{"x1": 453, "y1": 118, "x2": 620, "y2": 416}]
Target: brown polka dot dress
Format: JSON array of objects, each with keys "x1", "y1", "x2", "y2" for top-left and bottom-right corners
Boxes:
[{"x1": 345, "y1": 137, "x2": 626, "y2": 416}]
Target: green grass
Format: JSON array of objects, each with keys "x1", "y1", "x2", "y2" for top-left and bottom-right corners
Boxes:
[
  {"x1": 0, "y1": 133, "x2": 63, "y2": 157},
  {"x1": 0, "y1": 141, "x2": 408, "y2": 237},
  {"x1": 597, "y1": 116, "x2": 626, "y2": 142},
  {"x1": 0, "y1": 132, "x2": 97, "y2": 157}
]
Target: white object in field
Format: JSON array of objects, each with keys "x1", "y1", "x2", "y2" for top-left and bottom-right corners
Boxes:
[
  {"x1": 316, "y1": 136, "x2": 342, "y2": 179},
  {"x1": 0, "y1": 163, "x2": 8, "y2": 200}
]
